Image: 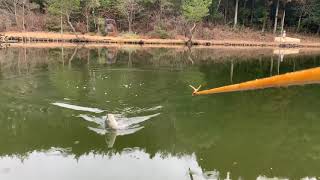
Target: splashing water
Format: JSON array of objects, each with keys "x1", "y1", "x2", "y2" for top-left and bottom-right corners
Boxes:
[
  {"x1": 78, "y1": 113, "x2": 160, "y2": 133},
  {"x1": 52, "y1": 101, "x2": 161, "y2": 147},
  {"x1": 52, "y1": 102, "x2": 105, "y2": 113},
  {"x1": 79, "y1": 112, "x2": 160, "y2": 148}
]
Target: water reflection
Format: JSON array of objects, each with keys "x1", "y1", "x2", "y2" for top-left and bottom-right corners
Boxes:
[
  {"x1": 0, "y1": 147, "x2": 317, "y2": 180},
  {"x1": 0, "y1": 47, "x2": 320, "y2": 179},
  {"x1": 1, "y1": 47, "x2": 320, "y2": 79},
  {"x1": 0, "y1": 148, "x2": 205, "y2": 180},
  {"x1": 273, "y1": 49, "x2": 300, "y2": 63}
]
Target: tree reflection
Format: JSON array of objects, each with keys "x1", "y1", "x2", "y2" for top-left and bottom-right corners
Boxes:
[{"x1": 0, "y1": 47, "x2": 320, "y2": 179}]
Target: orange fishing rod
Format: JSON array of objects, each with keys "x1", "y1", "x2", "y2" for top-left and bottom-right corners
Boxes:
[{"x1": 190, "y1": 67, "x2": 320, "y2": 96}]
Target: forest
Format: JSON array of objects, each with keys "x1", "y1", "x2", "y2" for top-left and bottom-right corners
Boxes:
[{"x1": 0, "y1": 0, "x2": 320, "y2": 40}]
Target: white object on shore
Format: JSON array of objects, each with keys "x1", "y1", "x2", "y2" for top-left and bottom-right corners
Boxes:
[{"x1": 274, "y1": 36, "x2": 301, "y2": 44}]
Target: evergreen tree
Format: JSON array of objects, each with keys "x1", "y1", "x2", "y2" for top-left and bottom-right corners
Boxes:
[
  {"x1": 182, "y1": 0, "x2": 212, "y2": 42},
  {"x1": 48, "y1": 0, "x2": 81, "y2": 32}
]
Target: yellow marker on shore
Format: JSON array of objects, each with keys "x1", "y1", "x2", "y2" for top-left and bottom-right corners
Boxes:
[{"x1": 191, "y1": 67, "x2": 320, "y2": 96}]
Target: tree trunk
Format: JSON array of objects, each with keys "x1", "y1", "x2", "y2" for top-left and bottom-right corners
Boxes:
[
  {"x1": 159, "y1": 0, "x2": 163, "y2": 21},
  {"x1": 216, "y1": 0, "x2": 222, "y2": 11},
  {"x1": 128, "y1": 12, "x2": 133, "y2": 32},
  {"x1": 296, "y1": 14, "x2": 302, "y2": 33},
  {"x1": 188, "y1": 23, "x2": 196, "y2": 43},
  {"x1": 280, "y1": 9, "x2": 286, "y2": 35},
  {"x1": 273, "y1": 0, "x2": 280, "y2": 34},
  {"x1": 86, "y1": 12, "x2": 89, "y2": 33},
  {"x1": 233, "y1": 0, "x2": 239, "y2": 29},
  {"x1": 22, "y1": 0, "x2": 25, "y2": 31},
  {"x1": 60, "y1": 9, "x2": 63, "y2": 34},
  {"x1": 128, "y1": 18, "x2": 132, "y2": 32},
  {"x1": 14, "y1": 0, "x2": 18, "y2": 25},
  {"x1": 225, "y1": 0, "x2": 229, "y2": 24},
  {"x1": 250, "y1": 0, "x2": 255, "y2": 25},
  {"x1": 243, "y1": 0, "x2": 248, "y2": 26},
  {"x1": 66, "y1": 14, "x2": 76, "y2": 32},
  {"x1": 262, "y1": 15, "x2": 267, "y2": 33},
  {"x1": 93, "y1": 17, "x2": 97, "y2": 32}
]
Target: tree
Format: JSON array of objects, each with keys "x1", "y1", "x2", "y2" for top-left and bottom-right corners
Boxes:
[
  {"x1": 30, "y1": 0, "x2": 47, "y2": 12},
  {"x1": 233, "y1": 0, "x2": 239, "y2": 29},
  {"x1": 48, "y1": 0, "x2": 80, "y2": 32},
  {"x1": 182, "y1": 0, "x2": 211, "y2": 42},
  {"x1": 280, "y1": 0, "x2": 292, "y2": 35},
  {"x1": 308, "y1": 0, "x2": 320, "y2": 34},
  {"x1": 156, "y1": 0, "x2": 173, "y2": 21},
  {"x1": 82, "y1": 0, "x2": 100, "y2": 32},
  {"x1": 0, "y1": 0, "x2": 21, "y2": 26},
  {"x1": 116, "y1": 0, "x2": 143, "y2": 32},
  {"x1": 273, "y1": 0, "x2": 280, "y2": 34},
  {"x1": 295, "y1": 0, "x2": 310, "y2": 32},
  {"x1": 259, "y1": 0, "x2": 272, "y2": 33}
]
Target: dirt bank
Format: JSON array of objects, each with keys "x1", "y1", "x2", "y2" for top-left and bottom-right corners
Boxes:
[{"x1": 1, "y1": 31, "x2": 320, "y2": 48}]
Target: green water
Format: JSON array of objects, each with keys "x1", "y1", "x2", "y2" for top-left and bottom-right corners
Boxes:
[{"x1": 0, "y1": 47, "x2": 320, "y2": 180}]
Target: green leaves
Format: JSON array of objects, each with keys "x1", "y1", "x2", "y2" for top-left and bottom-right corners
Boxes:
[
  {"x1": 182, "y1": 0, "x2": 212, "y2": 22},
  {"x1": 311, "y1": 0, "x2": 320, "y2": 23},
  {"x1": 48, "y1": 0, "x2": 80, "y2": 15}
]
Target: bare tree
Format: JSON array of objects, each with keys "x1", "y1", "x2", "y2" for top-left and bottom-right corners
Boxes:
[
  {"x1": 273, "y1": 0, "x2": 280, "y2": 34},
  {"x1": 295, "y1": 0, "x2": 312, "y2": 32},
  {"x1": 83, "y1": 0, "x2": 100, "y2": 33},
  {"x1": 117, "y1": 0, "x2": 143, "y2": 32},
  {"x1": 0, "y1": 0, "x2": 20, "y2": 25},
  {"x1": 233, "y1": 0, "x2": 239, "y2": 29}
]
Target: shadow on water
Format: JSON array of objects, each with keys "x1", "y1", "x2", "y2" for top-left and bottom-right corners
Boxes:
[{"x1": 0, "y1": 46, "x2": 320, "y2": 179}]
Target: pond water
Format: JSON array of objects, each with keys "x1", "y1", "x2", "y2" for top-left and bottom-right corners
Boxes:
[{"x1": 0, "y1": 46, "x2": 320, "y2": 180}]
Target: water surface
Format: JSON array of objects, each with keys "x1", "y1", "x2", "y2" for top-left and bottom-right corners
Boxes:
[{"x1": 0, "y1": 46, "x2": 320, "y2": 180}]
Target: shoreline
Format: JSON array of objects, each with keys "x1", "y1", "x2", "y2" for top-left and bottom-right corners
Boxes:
[
  {"x1": 4, "y1": 42, "x2": 320, "y2": 59},
  {"x1": 1, "y1": 31, "x2": 320, "y2": 48}
]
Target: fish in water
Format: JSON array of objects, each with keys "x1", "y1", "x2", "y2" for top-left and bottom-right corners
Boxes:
[
  {"x1": 79, "y1": 112, "x2": 160, "y2": 148},
  {"x1": 78, "y1": 112, "x2": 160, "y2": 133},
  {"x1": 107, "y1": 113, "x2": 120, "y2": 130}
]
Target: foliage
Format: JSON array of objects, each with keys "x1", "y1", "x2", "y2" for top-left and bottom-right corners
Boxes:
[
  {"x1": 119, "y1": 32, "x2": 140, "y2": 39},
  {"x1": 182, "y1": 0, "x2": 212, "y2": 22},
  {"x1": 1, "y1": 0, "x2": 320, "y2": 35},
  {"x1": 48, "y1": 0, "x2": 80, "y2": 15},
  {"x1": 149, "y1": 25, "x2": 171, "y2": 39},
  {"x1": 116, "y1": 0, "x2": 143, "y2": 32},
  {"x1": 310, "y1": 0, "x2": 320, "y2": 24}
]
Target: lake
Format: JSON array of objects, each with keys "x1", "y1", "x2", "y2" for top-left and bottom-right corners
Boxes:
[{"x1": 0, "y1": 45, "x2": 320, "y2": 180}]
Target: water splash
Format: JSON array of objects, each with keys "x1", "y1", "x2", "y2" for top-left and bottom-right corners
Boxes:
[
  {"x1": 122, "y1": 105, "x2": 163, "y2": 114},
  {"x1": 52, "y1": 102, "x2": 105, "y2": 113},
  {"x1": 78, "y1": 112, "x2": 159, "y2": 148},
  {"x1": 78, "y1": 113, "x2": 160, "y2": 132}
]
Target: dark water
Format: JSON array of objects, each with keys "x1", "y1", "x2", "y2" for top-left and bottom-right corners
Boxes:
[{"x1": 0, "y1": 46, "x2": 320, "y2": 180}]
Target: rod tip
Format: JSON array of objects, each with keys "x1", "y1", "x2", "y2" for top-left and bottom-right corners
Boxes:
[{"x1": 189, "y1": 85, "x2": 201, "y2": 95}]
